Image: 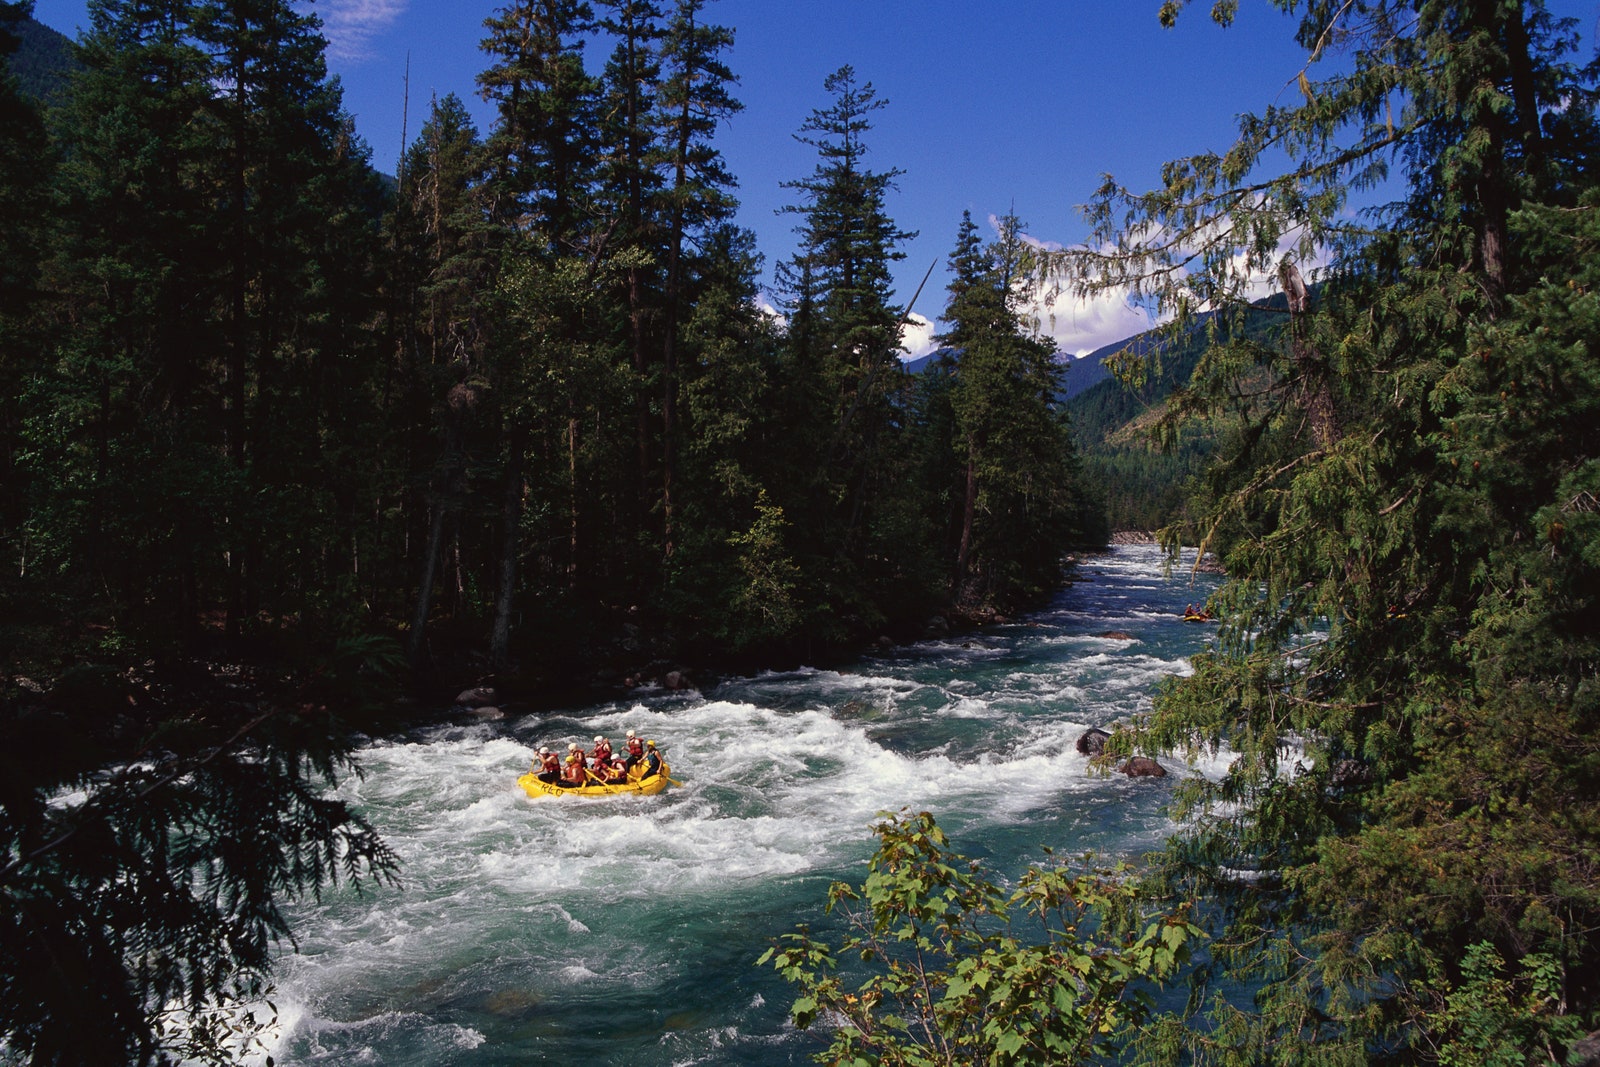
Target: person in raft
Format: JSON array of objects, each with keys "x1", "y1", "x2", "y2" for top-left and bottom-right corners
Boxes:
[
  {"x1": 594, "y1": 756, "x2": 629, "y2": 784},
  {"x1": 560, "y1": 744, "x2": 588, "y2": 787},
  {"x1": 640, "y1": 740, "x2": 663, "y2": 779},
  {"x1": 591, "y1": 735, "x2": 613, "y2": 764},
  {"x1": 534, "y1": 747, "x2": 561, "y2": 783},
  {"x1": 622, "y1": 730, "x2": 645, "y2": 770}
]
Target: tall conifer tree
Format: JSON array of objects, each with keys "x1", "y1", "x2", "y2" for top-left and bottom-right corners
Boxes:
[
  {"x1": 936, "y1": 211, "x2": 1086, "y2": 607},
  {"x1": 654, "y1": 0, "x2": 741, "y2": 551},
  {"x1": 778, "y1": 65, "x2": 915, "y2": 612},
  {"x1": 1053, "y1": 3, "x2": 1600, "y2": 1059}
]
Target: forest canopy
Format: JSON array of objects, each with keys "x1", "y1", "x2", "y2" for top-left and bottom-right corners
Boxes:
[
  {"x1": 1052, "y1": 0, "x2": 1600, "y2": 1062},
  {"x1": 0, "y1": 0, "x2": 1100, "y2": 1060},
  {"x1": 764, "y1": 0, "x2": 1600, "y2": 1063}
]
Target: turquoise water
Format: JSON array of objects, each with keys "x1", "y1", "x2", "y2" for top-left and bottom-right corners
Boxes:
[{"x1": 262, "y1": 545, "x2": 1223, "y2": 1065}]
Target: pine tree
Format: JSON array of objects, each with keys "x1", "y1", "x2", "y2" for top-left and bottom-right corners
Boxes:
[
  {"x1": 654, "y1": 0, "x2": 741, "y2": 553},
  {"x1": 476, "y1": 0, "x2": 610, "y2": 667},
  {"x1": 937, "y1": 212, "x2": 1088, "y2": 608},
  {"x1": 36, "y1": 0, "x2": 231, "y2": 637},
  {"x1": 386, "y1": 93, "x2": 492, "y2": 667},
  {"x1": 1051, "y1": 3, "x2": 1600, "y2": 1059},
  {"x1": 478, "y1": 0, "x2": 598, "y2": 249},
  {"x1": 4, "y1": 9, "x2": 399, "y2": 1059},
  {"x1": 776, "y1": 65, "x2": 921, "y2": 629},
  {"x1": 0, "y1": 0, "x2": 55, "y2": 624},
  {"x1": 595, "y1": 0, "x2": 665, "y2": 544}
]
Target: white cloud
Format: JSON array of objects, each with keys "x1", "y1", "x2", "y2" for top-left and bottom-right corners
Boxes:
[
  {"x1": 1023, "y1": 280, "x2": 1163, "y2": 357},
  {"x1": 315, "y1": 0, "x2": 408, "y2": 63},
  {"x1": 968, "y1": 216, "x2": 1161, "y2": 356},
  {"x1": 899, "y1": 312, "x2": 938, "y2": 360},
  {"x1": 1001, "y1": 214, "x2": 1328, "y2": 356},
  {"x1": 754, "y1": 296, "x2": 786, "y2": 330}
]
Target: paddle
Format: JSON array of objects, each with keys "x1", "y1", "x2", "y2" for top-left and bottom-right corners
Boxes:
[{"x1": 583, "y1": 766, "x2": 621, "y2": 787}]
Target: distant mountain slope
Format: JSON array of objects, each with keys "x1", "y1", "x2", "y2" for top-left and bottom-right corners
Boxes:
[
  {"x1": 901, "y1": 348, "x2": 950, "y2": 375},
  {"x1": 10, "y1": 15, "x2": 76, "y2": 105},
  {"x1": 907, "y1": 334, "x2": 1158, "y2": 399},
  {"x1": 1062, "y1": 299, "x2": 1289, "y2": 531}
]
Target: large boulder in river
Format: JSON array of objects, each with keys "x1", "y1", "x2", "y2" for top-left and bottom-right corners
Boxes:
[
  {"x1": 454, "y1": 686, "x2": 498, "y2": 708},
  {"x1": 1119, "y1": 756, "x2": 1168, "y2": 778},
  {"x1": 1569, "y1": 1030, "x2": 1600, "y2": 1067},
  {"x1": 1076, "y1": 728, "x2": 1111, "y2": 757},
  {"x1": 1097, "y1": 631, "x2": 1137, "y2": 641}
]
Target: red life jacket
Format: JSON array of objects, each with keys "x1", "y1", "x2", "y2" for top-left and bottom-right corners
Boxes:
[
  {"x1": 627, "y1": 737, "x2": 644, "y2": 757},
  {"x1": 540, "y1": 753, "x2": 560, "y2": 775},
  {"x1": 592, "y1": 742, "x2": 612, "y2": 763}
]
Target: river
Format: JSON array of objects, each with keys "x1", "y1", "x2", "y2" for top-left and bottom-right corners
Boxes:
[{"x1": 261, "y1": 545, "x2": 1223, "y2": 1066}]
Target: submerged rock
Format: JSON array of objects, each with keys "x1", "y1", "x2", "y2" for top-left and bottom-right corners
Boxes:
[
  {"x1": 1119, "y1": 756, "x2": 1168, "y2": 778},
  {"x1": 454, "y1": 686, "x2": 497, "y2": 708},
  {"x1": 1097, "y1": 630, "x2": 1137, "y2": 640}
]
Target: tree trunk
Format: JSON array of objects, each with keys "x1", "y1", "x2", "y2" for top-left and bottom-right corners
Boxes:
[
  {"x1": 491, "y1": 423, "x2": 525, "y2": 668},
  {"x1": 408, "y1": 501, "x2": 448, "y2": 668},
  {"x1": 955, "y1": 446, "x2": 977, "y2": 599},
  {"x1": 567, "y1": 412, "x2": 580, "y2": 594}
]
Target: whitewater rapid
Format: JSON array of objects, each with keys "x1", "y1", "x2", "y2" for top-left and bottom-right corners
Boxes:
[{"x1": 257, "y1": 545, "x2": 1223, "y2": 1066}]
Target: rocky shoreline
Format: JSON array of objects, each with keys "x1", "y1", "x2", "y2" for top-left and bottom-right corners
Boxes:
[{"x1": 432, "y1": 538, "x2": 1228, "y2": 723}]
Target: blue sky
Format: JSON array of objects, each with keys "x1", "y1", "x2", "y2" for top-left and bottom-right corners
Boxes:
[{"x1": 30, "y1": 0, "x2": 1600, "y2": 355}]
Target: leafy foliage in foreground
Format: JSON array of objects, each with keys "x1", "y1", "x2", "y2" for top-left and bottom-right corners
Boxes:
[{"x1": 761, "y1": 811, "x2": 1202, "y2": 1066}]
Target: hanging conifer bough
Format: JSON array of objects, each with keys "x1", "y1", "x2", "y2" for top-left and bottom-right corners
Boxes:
[{"x1": 1047, "y1": 2, "x2": 1600, "y2": 1061}]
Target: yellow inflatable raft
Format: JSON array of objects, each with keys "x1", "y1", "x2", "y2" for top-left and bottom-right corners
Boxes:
[{"x1": 517, "y1": 761, "x2": 673, "y2": 799}]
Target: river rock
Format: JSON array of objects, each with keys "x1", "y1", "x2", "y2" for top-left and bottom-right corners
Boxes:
[
  {"x1": 454, "y1": 686, "x2": 497, "y2": 708},
  {"x1": 662, "y1": 669, "x2": 691, "y2": 691},
  {"x1": 1330, "y1": 758, "x2": 1371, "y2": 789},
  {"x1": 466, "y1": 706, "x2": 505, "y2": 722},
  {"x1": 1076, "y1": 728, "x2": 1112, "y2": 757},
  {"x1": 1097, "y1": 630, "x2": 1137, "y2": 640},
  {"x1": 1119, "y1": 756, "x2": 1168, "y2": 778},
  {"x1": 1570, "y1": 1030, "x2": 1600, "y2": 1067}
]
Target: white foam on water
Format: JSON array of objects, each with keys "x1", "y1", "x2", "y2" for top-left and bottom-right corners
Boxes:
[{"x1": 258, "y1": 545, "x2": 1225, "y2": 1065}]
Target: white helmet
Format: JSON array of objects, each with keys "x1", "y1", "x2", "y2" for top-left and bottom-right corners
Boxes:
[{"x1": 626, "y1": 729, "x2": 636, "y2": 739}]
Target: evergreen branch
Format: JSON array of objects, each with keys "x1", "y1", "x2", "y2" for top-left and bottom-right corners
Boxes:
[{"x1": 2, "y1": 706, "x2": 281, "y2": 883}]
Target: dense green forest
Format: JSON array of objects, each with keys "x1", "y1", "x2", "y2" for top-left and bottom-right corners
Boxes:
[
  {"x1": 763, "y1": 1, "x2": 1600, "y2": 1064},
  {"x1": 0, "y1": 0, "x2": 1103, "y2": 1060},
  {"x1": 1065, "y1": 299, "x2": 1289, "y2": 532},
  {"x1": 6, "y1": 0, "x2": 1599, "y2": 1063},
  {"x1": 0, "y1": 0, "x2": 1104, "y2": 690},
  {"x1": 5, "y1": 12, "x2": 69, "y2": 102},
  {"x1": 1065, "y1": 317, "x2": 1226, "y2": 532}
]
